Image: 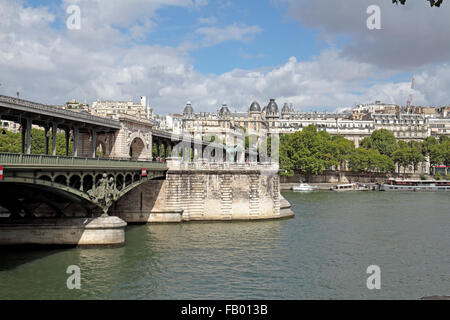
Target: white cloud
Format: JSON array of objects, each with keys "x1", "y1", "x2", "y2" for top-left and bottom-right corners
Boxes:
[
  {"x1": 277, "y1": 0, "x2": 450, "y2": 70},
  {"x1": 195, "y1": 23, "x2": 262, "y2": 46},
  {"x1": 1, "y1": 0, "x2": 450, "y2": 118}
]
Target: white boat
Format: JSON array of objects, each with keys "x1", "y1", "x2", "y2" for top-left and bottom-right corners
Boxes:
[
  {"x1": 380, "y1": 179, "x2": 450, "y2": 191},
  {"x1": 331, "y1": 183, "x2": 358, "y2": 192},
  {"x1": 292, "y1": 181, "x2": 317, "y2": 192}
]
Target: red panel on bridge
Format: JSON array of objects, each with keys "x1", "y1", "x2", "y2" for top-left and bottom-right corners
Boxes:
[
  {"x1": 142, "y1": 168, "x2": 147, "y2": 177},
  {"x1": 0, "y1": 166, "x2": 3, "y2": 180}
]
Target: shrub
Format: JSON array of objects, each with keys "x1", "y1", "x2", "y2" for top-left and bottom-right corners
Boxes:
[{"x1": 434, "y1": 172, "x2": 443, "y2": 180}]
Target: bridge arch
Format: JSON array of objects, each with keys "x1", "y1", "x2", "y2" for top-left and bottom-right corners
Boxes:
[
  {"x1": 128, "y1": 133, "x2": 149, "y2": 160},
  {"x1": 0, "y1": 152, "x2": 167, "y2": 216}
]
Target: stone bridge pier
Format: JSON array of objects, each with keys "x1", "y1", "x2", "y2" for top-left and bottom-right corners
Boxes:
[{"x1": 111, "y1": 158, "x2": 294, "y2": 223}]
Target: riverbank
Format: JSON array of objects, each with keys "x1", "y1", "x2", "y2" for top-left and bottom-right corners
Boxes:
[{"x1": 280, "y1": 171, "x2": 424, "y2": 185}]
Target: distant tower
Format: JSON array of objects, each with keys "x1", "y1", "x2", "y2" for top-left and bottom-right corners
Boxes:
[
  {"x1": 281, "y1": 103, "x2": 292, "y2": 119},
  {"x1": 406, "y1": 76, "x2": 415, "y2": 108},
  {"x1": 141, "y1": 96, "x2": 150, "y2": 119},
  {"x1": 265, "y1": 99, "x2": 279, "y2": 120}
]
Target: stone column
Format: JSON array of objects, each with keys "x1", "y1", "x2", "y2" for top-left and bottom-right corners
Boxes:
[
  {"x1": 21, "y1": 120, "x2": 26, "y2": 154},
  {"x1": 193, "y1": 143, "x2": 198, "y2": 162},
  {"x1": 91, "y1": 129, "x2": 97, "y2": 158},
  {"x1": 165, "y1": 142, "x2": 170, "y2": 160},
  {"x1": 65, "y1": 128, "x2": 70, "y2": 156},
  {"x1": 44, "y1": 125, "x2": 50, "y2": 155},
  {"x1": 72, "y1": 127, "x2": 79, "y2": 157},
  {"x1": 26, "y1": 118, "x2": 32, "y2": 154},
  {"x1": 52, "y1": 122, "x2": 57, "y2": 156},
  {"x1": 248, "y1": 135, "x2": 258, "y2": 163},
  {"x1": 157, "y1": 141, "x2": 162, "y2": 158}
]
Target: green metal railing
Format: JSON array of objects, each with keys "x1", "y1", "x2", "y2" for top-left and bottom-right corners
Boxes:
[{"x1": 0, "y1": 153, "x2": 167, "y2": 170}]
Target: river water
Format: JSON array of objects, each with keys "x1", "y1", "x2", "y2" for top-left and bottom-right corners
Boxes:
[{"x1": 0, "y1": 191, "x2": 448, "y2": 300}]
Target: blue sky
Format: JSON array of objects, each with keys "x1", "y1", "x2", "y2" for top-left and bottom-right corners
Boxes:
[
  {"x1": 3, "y1": 0, "x2": 450, "y2": 113},
  {"x1": 24, "y1": 0, "x2": 322, "y2": 74}
]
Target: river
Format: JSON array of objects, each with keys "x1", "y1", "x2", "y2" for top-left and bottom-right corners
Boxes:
[{"x1": 0, "y1": 191, "x2": 448, "y2": 299}]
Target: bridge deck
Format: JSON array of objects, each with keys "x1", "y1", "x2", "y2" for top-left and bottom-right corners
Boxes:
[
  {"x1": 0, "y1": 153, "x2": 167, "y2": 170},
  {"x1": 0, "y1": 95, "x2": 120, "y2": 132}
]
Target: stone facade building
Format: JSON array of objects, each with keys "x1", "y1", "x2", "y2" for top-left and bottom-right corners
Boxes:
[
  {"x1": 91, "y1": 96, "x2": 152, "y2": 121},
  {"x1": 173, "y1": 99, "x2": 450, "y2": 147}
]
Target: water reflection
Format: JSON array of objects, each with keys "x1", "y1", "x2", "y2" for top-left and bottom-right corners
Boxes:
[{"x1": 1, "y1": 192, "x2": 449, "y2": 300}]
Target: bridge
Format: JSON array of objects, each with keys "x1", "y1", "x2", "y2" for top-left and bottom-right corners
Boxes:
[
  {"x1": 0, "y1": 95, "x2": 291, "y2": 246},
  {"x1": 0, "y1": 94, "x2": 222, "y2": 161},
  {"x1": 0, "y1": 152, "x2": 166, "y2": 216}
]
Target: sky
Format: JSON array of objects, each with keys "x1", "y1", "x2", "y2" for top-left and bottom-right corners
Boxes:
[{"x1": 1, "y1": 0, "x2": 450, "y2": 114}]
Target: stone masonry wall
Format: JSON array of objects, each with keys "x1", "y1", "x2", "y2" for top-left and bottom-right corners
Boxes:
[{"x1": 113, "y1": 159, "x2": 290, "y2": 223}]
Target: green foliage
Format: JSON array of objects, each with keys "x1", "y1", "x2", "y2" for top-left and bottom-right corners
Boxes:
[
  {"x1": 429, "y1": 138, "x2": 450, "y2": 166},
  {"x1": 331, "y1": 135, "x2": 355, "y2": 169},
  {"x1": 434, "y1": 171, "x2": 443, "y2": 180},
  {"x1": 349, "y1": 148, "x2": 394, "y2": 173},
  {"x1": 279, "y1": 125, "x2": 351, "y2": 176},
  {"x1": 0, "y1": 128, "x2": 71, "y2": 155},
  {"x1": 422, "y1": 136, "x2": 438, "y2": 156},
  {"x1": 392, "y1": 142, "x2": 425, "y2": 174},
  {"x1": 152, "y1": 143, "x2": 157, "y2": 159},
  {"x1": 0, "y1": 130, "x2": 21, "y2": 153},
  {"x1": 361, "y1": 129, "x2": 398, "y2": 157},
  {"x1": 420, "y1": 174, "x2": 428, "y2": 180},
  {"x1": 280, "y1": 126, "x2": 399, "y2": 175},
  {"x1": 393, "y1": 147, "x2": 411, "y2": 174}
]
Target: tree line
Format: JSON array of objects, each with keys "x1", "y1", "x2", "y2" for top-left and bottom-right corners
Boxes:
[
  {"x1": 0, "y1": 128, "x2": 72, "y2": 155},
  {"x1": 279, "y1": 125, "x2": 449, "y2": 177}
]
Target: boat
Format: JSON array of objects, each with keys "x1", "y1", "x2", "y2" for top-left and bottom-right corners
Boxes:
[
  {"x1": 358, "y1": 184, "x2": 370, "y2": 191},
  {"x1": 331, "y1": 183, "x2": 358, "y2": 192},
  {"x1": 380, "y1": 179, "x2": 450, "y2": 191},
  {"x1": 292, "y1": 181, "x2": 317, "y2": 192}
]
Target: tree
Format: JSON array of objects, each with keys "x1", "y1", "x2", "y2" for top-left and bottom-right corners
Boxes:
[
  {"x1": 361, "y1": 129, "x2": 398, "y2": 157},
  {"x1": 409, "y1": 147, "x2": 424, "y2": 173},
  {"x1": 0, "y1": 130, "x2": 21, "y2": 153},
  {"x1": 279, "y1": 134, "x2": 295, "y2": 176},
  {"x1": 330, "y1": 135, "x2": 355, "y2": 170},
  {"x1": 0, "y1": 128, "x2": 71, "y2": 155},
  {"x1": 279, "y1": 125, "x2": 339, "y2": 177},
  {"x1": 393, "y1": 146, "x2": 413, "y2": 176},
  {"x1": 395, "y1": 141, "x2": 425, "y2": 172},
  {"x1": 349, "y1": 148, "x2": 370, "y2": 172},
  {"x1": 429, "y1": 139, "x2": 450, "y2": 166},
  {"x1": 422, "y1": 136, "x2": 438, "y2": 156},
  {"x1": 393, "y1": 0, "x2": 444, "y2": 7},
  {"x1": 349, "y1": 147, "x2": 394, "y2": 173}
]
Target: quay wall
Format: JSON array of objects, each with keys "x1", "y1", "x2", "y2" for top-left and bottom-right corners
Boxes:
[
  {"x1": 112, "y1": 159, "x2": 294, "y2": 223},
  {"x1": 281, "y1": 171, "x2": 423, "y2": 185}
]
